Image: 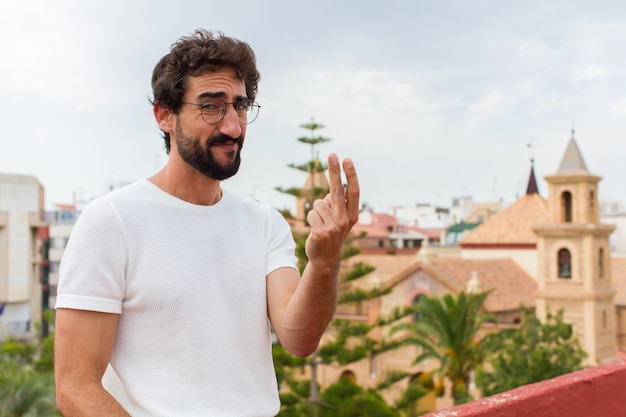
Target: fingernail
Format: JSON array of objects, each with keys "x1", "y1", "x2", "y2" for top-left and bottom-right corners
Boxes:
[{"x1": 330, "y1": 154, "x2": 338, "y2": 165}]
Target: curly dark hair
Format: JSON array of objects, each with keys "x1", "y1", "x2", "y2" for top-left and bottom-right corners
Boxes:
[{"x1": 151, "y1": 29, "x2": 261, "y2": 153}]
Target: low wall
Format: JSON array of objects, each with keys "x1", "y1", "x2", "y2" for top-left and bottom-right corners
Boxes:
[{"x1": 423, "y1": 359, "x2": 626, "y2": 417}]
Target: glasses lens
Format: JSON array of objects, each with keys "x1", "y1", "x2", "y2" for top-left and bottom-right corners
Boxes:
[
  {"x1": 200, "y1": 100, "x2": 224, "y2": 124},
  {"x1": 243, "y1": 102, "x2": 260, "y2": 125},
  {"x1": 198, "y1": 99, "x2": 260, "y2": 124}
]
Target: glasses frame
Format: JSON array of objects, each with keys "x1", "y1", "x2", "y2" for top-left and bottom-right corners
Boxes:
[{"x1": 181, "y1": 98, "x2": 261, "y2": 125}]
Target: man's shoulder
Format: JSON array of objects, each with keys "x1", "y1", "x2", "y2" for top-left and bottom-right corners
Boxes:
[
  {"x1": 79, "y1": 180, "x2": 152, "y2": 216},
  {"x1": 225, "y1": 189, "x2": 278, "y2": 218}
]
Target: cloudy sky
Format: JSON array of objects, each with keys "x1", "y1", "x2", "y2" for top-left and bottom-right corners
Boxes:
[{"x1": 2, "y1": 1, "x2": 626, "y2": 212}]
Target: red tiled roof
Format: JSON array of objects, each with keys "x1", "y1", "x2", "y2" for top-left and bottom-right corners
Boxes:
[
  {"x1": 460, "y1": 193, "x2": 549, "y2": 246},
  {"x1": 341, "y1": 253, "x2": 418, "y2": 286},
  {"x1": 343, "y1": 253, "x2": 536, "y2": 313},
  {"x1": 351, "y1": 223, "x2": 390, "y2": 239},
  {"x1": 427, "y1": 257, "x2": 537, "y2": 312}
]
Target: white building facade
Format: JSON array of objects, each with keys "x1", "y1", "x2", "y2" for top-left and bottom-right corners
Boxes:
[{"x1": 0, "y1": 174, "x2": 46, "y2": 340}]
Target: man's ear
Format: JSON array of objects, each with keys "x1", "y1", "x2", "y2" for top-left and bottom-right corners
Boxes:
[{"x1": 153, "y1": 102, "x2": 175, "y2": 134}]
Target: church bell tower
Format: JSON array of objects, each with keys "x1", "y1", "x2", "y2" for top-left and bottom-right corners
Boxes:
[{"x1": 534, "y1": 131, "x2": 616, "y2": 363}]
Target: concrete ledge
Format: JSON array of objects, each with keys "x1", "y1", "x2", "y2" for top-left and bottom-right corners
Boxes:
[{"x1": 423, "y1": 359, "x2": 626, "y2": 417}]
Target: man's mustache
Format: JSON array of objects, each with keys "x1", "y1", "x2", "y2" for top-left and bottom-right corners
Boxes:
[{"x1": 208, "y1": 134, "x2": 243, "y2": 147}]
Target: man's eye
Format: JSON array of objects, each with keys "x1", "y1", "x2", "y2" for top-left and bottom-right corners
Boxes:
[
  {"x1": 202, "y1": 103, "x2": 220, "y2": 111},
  {"x1": 234, "y1": 102, "x2": 250, "y2": 111}
]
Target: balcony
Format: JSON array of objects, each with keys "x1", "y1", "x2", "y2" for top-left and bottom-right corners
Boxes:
[{"x1": 423, "y1": 359, "x2": 626, "y2": 417}]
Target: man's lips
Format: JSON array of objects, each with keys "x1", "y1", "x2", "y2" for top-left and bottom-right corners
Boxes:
[
  {"x1": 208, "y1": 136, "x2": 242, "y2": 147},
  {"x1": 211, "y1": 140, "x2": 237, "y2": 146}
]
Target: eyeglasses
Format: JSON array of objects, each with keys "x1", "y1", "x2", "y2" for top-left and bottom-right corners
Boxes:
[{"x1": 182, "y1": 98, "x2": 261, "y2": 125}]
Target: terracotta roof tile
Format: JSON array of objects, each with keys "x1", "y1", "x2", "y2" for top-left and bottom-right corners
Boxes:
[
  {"x1": 427, "y1": 257, "x2": 537, "y2": 312},
  {"x1": 460, "y1": 193, "x2": 549, "y2": 245},
  {"x1": 341, "y1": 253, "x2": 417, "y2": 285},
  {"x1": 341, "y1": 254, "x2": 536, "y2": 313}
]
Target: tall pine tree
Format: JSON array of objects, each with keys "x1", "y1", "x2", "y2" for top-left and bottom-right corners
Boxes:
[{"x1": 274, "y1": 120, "x2": 427, "y2": 416}]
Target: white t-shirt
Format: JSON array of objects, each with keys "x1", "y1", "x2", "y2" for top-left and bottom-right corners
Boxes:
[{"x1": 56, "y1": 180, "x2": 298, "y2": 417}]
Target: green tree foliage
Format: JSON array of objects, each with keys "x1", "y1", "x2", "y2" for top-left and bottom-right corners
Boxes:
[
  {"x1": 275, "y1": 118, "x2": 331, "y2": 207},
  {"x1": 342, "y1": 262, "x2": 376, "y2": 282},
  {"x1": 276, "y1": 235, "x2": 424, "y2": 415},
  {"x1": 393, "y1": 291, "x2": 496, "y2": 405},
  {"x1": 0, "y1": 312, "x2": 60, "y2": 416},
  {"x1": 275, "y1": 119, "x2": 429, "y2": 415},
  {"x1": 475, "y1": 307, "x2": 587, "y2": 397},
  {"x1": 277, "y1": 227, "x2": 414, "y2": 415},
  {"x1": 318, "y1": 376, "x2": 400, "y2": 417},
  {"x1": 394, "y1": 372, "x2": 435, "y2": 417}
]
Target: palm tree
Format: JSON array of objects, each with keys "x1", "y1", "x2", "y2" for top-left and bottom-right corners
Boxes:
[{"x1": 393, "y1": 291, "x2": 495, "y2": 405}]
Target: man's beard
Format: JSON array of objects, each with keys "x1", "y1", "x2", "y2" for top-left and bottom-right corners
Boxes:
[{"x1": 174, "y1": 121, "x2": 243, "y2": 181}]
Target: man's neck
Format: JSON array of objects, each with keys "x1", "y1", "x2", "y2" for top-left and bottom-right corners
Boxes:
[{"x1": 149, "y1": 163, "x2": 223, "y2": 206}]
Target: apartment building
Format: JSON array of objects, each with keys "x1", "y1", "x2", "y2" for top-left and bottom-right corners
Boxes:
[{"x1": 0, "y1": 173, "x2": 46, "y2": 340}]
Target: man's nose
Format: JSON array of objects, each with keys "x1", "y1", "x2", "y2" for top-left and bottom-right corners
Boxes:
[{"x1": 218, "y1": 104, "x2": 243, "y2": 137}]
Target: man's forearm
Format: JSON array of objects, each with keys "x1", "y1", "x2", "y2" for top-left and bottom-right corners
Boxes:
[
  {"x1": 56, "y1": 383, "x2": 131, "y2": 417},
  {"x1": 277, "y1": 262, "x2": 338, "y2": 357}
]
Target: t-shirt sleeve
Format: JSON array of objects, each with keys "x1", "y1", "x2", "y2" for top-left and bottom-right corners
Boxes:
[
  {"x1": 265, "y1": 207, "x2": 298, "y2": 276},
  {"x1": 55, "y1": 199, "x2": 127, "y2": 314}
]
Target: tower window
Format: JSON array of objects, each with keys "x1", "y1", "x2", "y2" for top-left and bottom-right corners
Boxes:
[
  {"x1": 558, "y1": 248, "x2": 572, "y2": 278},
  {"x1": 561, "y1": 191, "x2": 573, "y2": 223},
  {"x1": 599, "y1": 248, "x2": 604, "y2": 279}
]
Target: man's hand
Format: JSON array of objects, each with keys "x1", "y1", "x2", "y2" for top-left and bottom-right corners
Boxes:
[
  {"x1": 305, "y1": 153, "x2": 360, "y2": 272},
  {"x1": 267, "y1": 153, "x2": 359, "y2": 357}
]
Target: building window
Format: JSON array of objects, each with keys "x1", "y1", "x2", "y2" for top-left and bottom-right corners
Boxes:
[
  {"x1": 558, "y1": 248, "x2": 572, "y2": 278},
  {"x1": 369, "y1": 356, "x2": 378, "y2": 379},
  {"x1": 341, "y1": 370, "x2": 357, "y2": 383},
  {"x1": 413, "y1": 294, "x2": 425, "y2": 322},
  {"x1": 599, "y1": 248, "x2": 604, "y2": 279},
  {"x1": 561, "y1": 191, "x2": 573, "y2": 223}
]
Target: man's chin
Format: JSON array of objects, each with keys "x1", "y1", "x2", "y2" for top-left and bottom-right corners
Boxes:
[{"x1": 204, "y1": 159, "x2": 241, "y2": 181}]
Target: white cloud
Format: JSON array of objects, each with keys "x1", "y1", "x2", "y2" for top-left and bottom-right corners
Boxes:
[{"x1": 3, "y1": 0, "x2": 626, "y2": 209}]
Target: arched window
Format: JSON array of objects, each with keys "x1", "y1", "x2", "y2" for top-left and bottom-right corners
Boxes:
[
  {"x1": 561, "y1": 191, "x2": 572, "y2": 223},
  {"x1": 599, "y1": 248, "x2": 605, "y2": 279},
  {"x1": 558, "y1": 248, "x2": 572, "y2": 278},
  {"x1": 340, "y1": 370, "x2": 357, "y2": 383},
  {"x1": 590, "y1": 190, "x2": 595, "y2": 221},
  {"x1": 413, "y1": 294, "x2": 425, "y2": 322}
]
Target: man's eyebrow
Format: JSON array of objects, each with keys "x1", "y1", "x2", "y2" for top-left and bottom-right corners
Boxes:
[
  {"x1": 197, "y1": 91, "x2": 226, "y2": 100},
  {"x1": 196, "y1": 92, "x2": 250, "y2": 102}
]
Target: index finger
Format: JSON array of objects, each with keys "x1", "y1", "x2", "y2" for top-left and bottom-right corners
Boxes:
[
  {"x1": 342, "y1": 157, "x2": 360, "y2": 225},
  {"x1": 327, "y1": 153, "x2": 344, "y2": 206}
]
